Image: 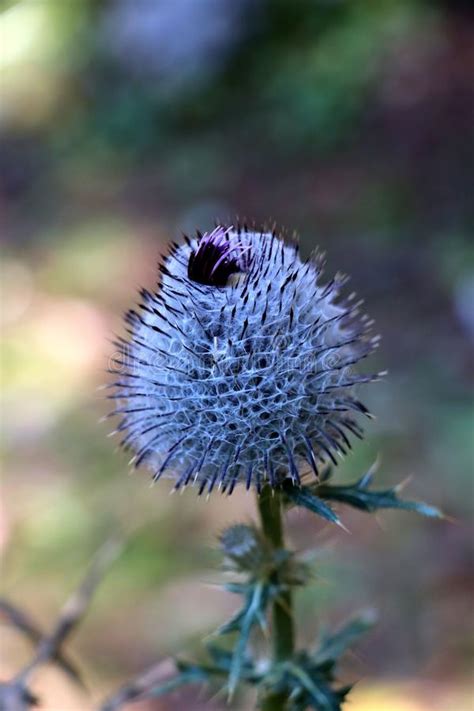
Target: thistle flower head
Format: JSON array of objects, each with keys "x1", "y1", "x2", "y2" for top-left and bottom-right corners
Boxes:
[{"x1": 109, "y1": 224, "x2": 381, "y2": 495}]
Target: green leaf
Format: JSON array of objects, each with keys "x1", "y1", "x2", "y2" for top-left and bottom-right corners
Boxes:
[
  {"x1": 205, "y1": 644, "x2": 234, "y2": 672},
  {"x1": 217, "y1": 581, "x2": 270, "y2": 698},
  {"x1": 217, "y1": 607, "x2": 246, "y2": 635},
  {"x1": 262, "y1": 649, "x2": 354, "y2": 711},
  {"x1": 284, "y1": 484, "x2": 341, "y2": 526},
  {"x1": 314, "y1": 612, "x2": 376, "y2": 665},
  {"x1": 206, "y1": 643, "x2": 261, "y2": 683},
  {"x1": 284, "y1": 662, "x2": 345, "y2": 711},
  {"x1": 317, "y1": 473, "x2": 443, "y2": 518},
  {"x1": 228, "y1": 583, "x2": 263, "y2": 698},
  {"x1": 224, "y1": 582, "x2": 248, "y2": 595},
  {"x1": 148, "y1": 666, "x2": 209, "y2": 699}
]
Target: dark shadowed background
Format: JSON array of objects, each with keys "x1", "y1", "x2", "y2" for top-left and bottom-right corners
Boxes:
[{"x1": 1, "y1": 1, "x2": 473, "y2": 709}]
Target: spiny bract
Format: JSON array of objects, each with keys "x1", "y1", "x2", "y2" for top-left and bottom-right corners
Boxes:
[{"x1": 109, "y1": 225, "x2": 381, "y2": 495}]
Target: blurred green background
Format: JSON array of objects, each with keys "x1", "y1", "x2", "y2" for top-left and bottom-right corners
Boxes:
[{"x1": 1, "y1": 0, "x2": 473, "y2": 709}]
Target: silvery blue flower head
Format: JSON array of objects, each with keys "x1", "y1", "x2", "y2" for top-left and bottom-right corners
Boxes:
[{"x1": 110, "y1": 225, "x2": 381, "y2": 495}]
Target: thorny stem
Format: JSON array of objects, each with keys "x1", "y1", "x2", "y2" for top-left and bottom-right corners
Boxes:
[{"x1": 258, "y1": 486, "x2": 294, "y2": 711}]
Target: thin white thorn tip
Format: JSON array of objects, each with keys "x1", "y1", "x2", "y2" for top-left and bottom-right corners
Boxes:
[{"x1": 394, "y1": 474, "x2": 413, "y2": 492}]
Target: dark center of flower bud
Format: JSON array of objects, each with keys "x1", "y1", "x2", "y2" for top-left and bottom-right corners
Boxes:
[{"x1": 188, "y1": 227, "x2": 248, "y2": 287}]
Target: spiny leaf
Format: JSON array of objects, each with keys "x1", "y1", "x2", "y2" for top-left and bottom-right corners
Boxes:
[
  {"x1": 263, "y1": 650, "x2": 353, "y2": 711},
  {"x1": 205, "y1": 644, "x2": 234, "y2": 672},
  {"x1": 226, "y1": 582, "x2": 266, "y2": 699},
  {"x1": 314, "y1": 612, "x2": 376, "y2": 665},
  {"x1": 217, "y1": 607, "x2": 246, "y2": 636},
  {"x1": 224, "y1": 582, "x2": 248, "y2": 595},
  {"x1": 149, "y1": 666, "x2": 210, "y2": 699},
  {"x1": 317, "y1": 474, "x2": 443, "y2": 518},
  {"x1": 284, "y1": 662, "x2": 345, "y2": 711},
  {"x1": 284, "y1": 485, "x2": 341, "y2": 526},
  {"x1": 206, "y1": 643, "x2": 261, "y2": 683}
]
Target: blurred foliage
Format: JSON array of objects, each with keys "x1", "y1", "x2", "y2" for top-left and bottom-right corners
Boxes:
[{"x1": 1, "y1": 0, "x2": 473, "y2": 709}]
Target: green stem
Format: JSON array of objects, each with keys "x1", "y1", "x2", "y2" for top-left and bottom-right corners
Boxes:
[{"x1": 258, "y1": 486, "x2": 294, "y2": 710}]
